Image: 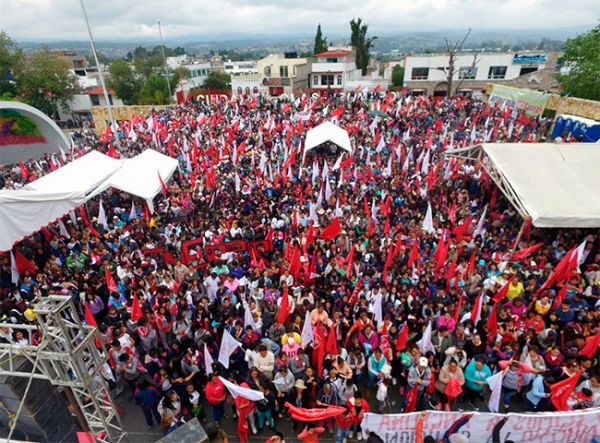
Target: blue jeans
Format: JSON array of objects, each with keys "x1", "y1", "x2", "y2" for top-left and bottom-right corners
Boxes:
[
  {"x1": 211, "y1": 402, "x2": 225, "y2": 422},
  {"x1": 336, "y1": 427, "x2": 350, "y2": 443},
  {"x1": 141, "y1": 406, "x2": 161, "y2": 427},
  {"x1": 257, "y1": 409, "x2": 274, "y2": 429},
  {"x1": 502, "y1": 387, "x2": 517, "y2": 409}
]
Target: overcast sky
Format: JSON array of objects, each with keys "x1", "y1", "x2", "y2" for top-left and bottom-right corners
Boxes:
[{"x1": 0, "y1": 0, "x2": 597, "y2": 41}]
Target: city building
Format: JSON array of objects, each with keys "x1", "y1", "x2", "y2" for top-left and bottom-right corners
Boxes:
[
  {"x1": 305, "y1": 48, "x2": 389, "y2": 93},
  {"x1": 231, "y1": 73, "x2": 268, "y2": 96},
  {"x1": 403, "y1": 51, "x2": 560, "y2": 96},
  {"x1": 224, "y1": 60, "x2": 258, "y2": 76},
  {"x1": 257, "y1": 52, "x2": 308, "y2": 96}
]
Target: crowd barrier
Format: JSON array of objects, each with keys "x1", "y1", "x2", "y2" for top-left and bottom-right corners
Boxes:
[{"x1": 361, "y1": 408, "x2": 600, "y2": 443}]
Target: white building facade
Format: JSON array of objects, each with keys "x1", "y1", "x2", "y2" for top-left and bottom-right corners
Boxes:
[{"x1": 403, "y1": 52, "x2": 554, "y2": 96}]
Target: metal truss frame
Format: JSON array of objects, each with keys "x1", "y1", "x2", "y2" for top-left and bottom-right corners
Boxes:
[{"x1": 0, "y1": 295, "x2": 126, "y2": 443}]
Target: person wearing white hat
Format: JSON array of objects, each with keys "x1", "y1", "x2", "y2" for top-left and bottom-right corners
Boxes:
[{"x1": 407, "y1": 357, "x2": 432, "y2": 411}]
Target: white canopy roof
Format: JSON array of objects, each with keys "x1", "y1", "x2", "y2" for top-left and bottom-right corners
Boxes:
[
  {"x1": 0, "y1": 190, "x2": 86, "y2": 251},
  {"x1": 304, "y1": 121, "x2": 352, "y2": 156},
  {"x1": 26, "y1": 150, "x2": 121, "y2": 194},
  {"x1": 89, "y1": 149, "x2": 178, "y2": 212},
  {"x1": 450, "y1": 143, "x2": 600, "y2": 228}
]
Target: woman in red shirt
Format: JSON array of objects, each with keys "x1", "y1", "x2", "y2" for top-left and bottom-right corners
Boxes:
[{"x1": 205, "y1": 373, "x2": 226, "y2": 423}]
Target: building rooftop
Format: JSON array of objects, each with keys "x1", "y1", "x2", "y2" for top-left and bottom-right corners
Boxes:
[
  {"x1": 316, "y1": 50, "x2": 352, "y2": 58},
  {"x1": 85, "y1": 87, "x2": 116, "y2": 96}
]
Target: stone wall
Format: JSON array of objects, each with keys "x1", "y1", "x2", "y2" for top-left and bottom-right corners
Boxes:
[{"x1": 91, "y1": 105, "x2": 169, "y2": 133}]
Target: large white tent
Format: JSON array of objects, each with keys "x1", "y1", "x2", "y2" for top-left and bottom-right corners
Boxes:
[
  {"x1": 1, "y1": 149, "x2": 177, "y2": 252},
  {"x1": 26, "y1": 150, "x2": 121, "y2": 194},
  {"x1": 89, "y1": 149, "x2": 178, "y2": 213},
  {"x1": 304, "y1": 121, "x2": 352, "y2": 159},
  {"x1": 0, "y1": 190, "x2": 86, "y2": 251},
  {"x1": 446, "y1": 143, "x2": 600, "y2": 228}
]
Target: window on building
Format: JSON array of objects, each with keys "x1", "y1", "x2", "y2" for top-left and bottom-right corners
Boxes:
[
  {"x1": 337, "y1": 75, "x2": 342, "y2": 85},
  {"x1": 279, "y1": 66, "x2": 289, "y2": 77},
  {"x1": 253, "y1": 86, "x2": 258, "y2": 94},
  {"x1": 264, "y1": 66, "x2": 271, "y2": 77},
  {"x1": 326, "y1": 57, "x2": 338, "y2": 63},
  {"x1": 519, "y1": 66, "x2": 538, "y2": 76},
  {"x1": 321, "y1": 74, "x2": 334, "y2": 86},
  {"x1": 245, "y1": 87, "x2": 250, "y2": 95},
  {"x1": 108, "y1": 95, "x2": 113, "y2": 105},
  {"x1": 457, "y1": 89, "x2": 473, "y2": 97},
  {"x1": 313, "y1": 75, "x2": 318, "y2": 86},
  {"x1": 488, "y1": 66, "x2": 508, "y2": 79},
  {"x1": 411, "y1": 67, "x2": 429, "y2": 80},
  {"x1": 237, "y1": 87, "x2": 243, "y2": 95},
  {"x1": 90, "y1": 95, "x2": 100, "y2": 106},
  {"x1": 459, "y1": 66, "x2": 477, "y2": 80}
]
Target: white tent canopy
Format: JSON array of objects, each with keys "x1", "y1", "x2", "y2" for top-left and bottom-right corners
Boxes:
[
  {"x1": 0, "y1": 190, "x2": 86, "y2": 251},
  {"x1": 26, "y1": 150, "x2": 121, "y2": 194},
  {"x1": 89, "y1": 149, "x2": 178, "y2": 213},
  {"x1": 1, "y1": 149, "x2": 177, "y2": 251},
  {"x1": 447, "y1": 143, "x2": 600, "y2": 228},
  {"x1": 304, "y1": 121, "x2": 352, "y2": 158}
]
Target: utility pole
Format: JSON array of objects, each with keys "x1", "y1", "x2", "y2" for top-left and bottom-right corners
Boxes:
[
  {"x1": 158, "y1": 20, "x2": 173, "y2": 103},
  {"x1": 79, "y1": 0, "x2": 120, "y2": 147}
]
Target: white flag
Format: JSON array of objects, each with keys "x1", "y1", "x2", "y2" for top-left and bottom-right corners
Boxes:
[
  {"x1": 486, "y1": 371, "x2": 504, "y2": 413},
  {"x1": 325, "y1": 178, "x2": 332, "y2": 202},
  {"x1": 204, "y1": 344, "x2": 214, "y2": 375},
  {"x1": 301, "y1": 311, "x2": 314, "y2": 348},
  {"x1": 421, "y1": 149, "x2": 430, "y2": 174},
  {"x1": 332, "y1": 155, "x2": 343, "y2": 171},
  {"x1": 474, "y1": 205, "x2": 488, "y2": 238},
  {"x1": 218, "y1": 329, "x2": 242, "y2": 369},
  {"x1": 10, "y1": 251, "x2": 19, "y2": 285},
  {"x1": 243, "y1": 301, "x2": 257, "y2": 330},
  {"x1": 219, "y1": 376, "x2": 265, "y2": 401},
  {"x1": 576, "y1": 240, "x2": 587, "y2": 266},
  {"x1": 371, "y1": 292, "x2": 384, "y2": 329},
  {"x1": 129, "y1": 202, "x2": 137, "y2": 220},
  {"x1": 522, "y1": 353, "x2": 534, "y2": 386},
  {"x1": 312, "y1": 161, "x2": 320, "y2": 186},
  {"x1": 235, "y1": 174, "x2": 241, "y2": 193},
  {"x1": 422, "y1": 202, "x2": 434, "y2": 234},
  {"x1": 322, "y1": 161, "x2": 329, "y2": 180},
  {"x1": 59, "y1": 146, "x2": 67, "y2": 162},
  {"x1": 417, "y1": 321, "x2": 434, "y2": 354},
  {"x1": 97, "y1": 200, "x2": 108, "y2": 230},
  {"x1": 58, "y1": 220, "x2": 70, "y2": 239}
]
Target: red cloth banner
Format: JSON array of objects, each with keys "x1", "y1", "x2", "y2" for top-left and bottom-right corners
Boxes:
[{"x1": 284, "y1": 402, "x2": 346, "y2": 421}]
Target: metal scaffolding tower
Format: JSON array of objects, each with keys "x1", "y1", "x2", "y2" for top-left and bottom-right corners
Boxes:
[{"x1": 0, "y1": 295, "x2": 126, "y2": 443}]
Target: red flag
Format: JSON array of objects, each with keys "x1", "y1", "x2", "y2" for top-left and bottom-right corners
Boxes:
[
  {"x1": 487, "y1": 303, "x2": 498, "y2": 343},
  {"x1": 78, "y1": 206, "x2": 99, "y2": 238},
  {"x1": 579, "y1": 330, "x2": 600, "y2": 358},
  {"x1": 470, "y1": 293, "x2": 483, "y2": 324},
  {"x1": 493, "y1": 281, "x2": 510, "y2": 303},
  {"x1": 465, "y1": 252, "x2": 476, "y2": 277},
  {"x1": 14, "y1": 251, "x2": 37, "y2": 275},
  {"x1": 373, "y1": 84, "x2": 382, "y2": 92},
  {"x1": 367, "y1": 219, "x2": 374, "y2": 237},
  {"x1": 277, "y1": 285, "x2": 290, "y2": 324},
  {"x1": 319, "y1": 218, "x2": 342, "y2": 241},
  {"x1": 512, "y1": 243, "x2": 543, "y2": 261},
  {"x1": 19, "y1": 161, "x2": 29, "y2": 180},
  {"x1": 446, "y1": 255, "x2": 458, "y2": 283},
  {"x1": 550, "y1": 371, "x2": 581, "y2": 411},
  {"x1": 284, "y1": 403, "x2": 345, "y2": 422},
  {"x1": 130, "y1": 292, "x2": 142, "y2": 322},
  {"x1": 345, "y1": 246, "x2": 355, "y2": 280},
  {"x1": 339, "y1": 155, "x2": 353, "y2": 169},
  {"x1": 407, "y1": 242, "x2": 419, "y2": 269},
  {"x1": 404, "y1": 385, "x2": 418, "y2": 413},
  {"x1": 316, "y1": 326, "x2": 325, "y2": 376},
  {"x1": 325, "y1": 325, "x2": 338, "y2": 356},
  {"x1": 396, "y1": 324, "x2": 409, "y2": 351},
  {"x1": 305, "y1": 222, "x2": 315, "y2": 248},
  {"x1": 105, "y1": 266, "x2": 118, "y2": 293},
  {"x1": 157, "y1": 170, "x2": 168, "y2": 195},
  {"x1": 448, "y1": 200, "x2": 457, "y2": 226},
  {"x1": 84, "y1": 304, "x2": 98, "y2": 327},
  {"x1": 453, "y1": 295, "x2": 463, "y2": 323},
  {"x1": 552, "y1": 284, "x2": 568, "y2": 309},
  {"x1": 330, "y1": 107, "x2": 344, "y2": 119},
  {"x1": 289, "y1": 247, "x2": 301, "y2": 278}
]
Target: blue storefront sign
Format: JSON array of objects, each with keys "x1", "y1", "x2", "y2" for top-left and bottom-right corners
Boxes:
[{"x1": 513, "y1": 53, "x2": 547, "y2": 64}]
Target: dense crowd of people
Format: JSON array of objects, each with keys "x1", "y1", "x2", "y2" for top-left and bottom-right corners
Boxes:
[{"x1": 0, "y1": 91, "x2": 598, "y2": 442}]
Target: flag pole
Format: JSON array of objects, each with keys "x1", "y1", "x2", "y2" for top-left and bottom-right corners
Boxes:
[
  {"x1": 157, "y1": 20, "x2": 173, "y2": 103},
  {"x1": 78, "y1": 0, "x2": 120, "y2": 147},
  {"x1": 510, "y1": 216, "x2": 530, "y2": 256}
]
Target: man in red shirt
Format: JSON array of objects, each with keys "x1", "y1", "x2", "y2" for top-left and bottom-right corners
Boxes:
[{"x1": 205, "y1": 373, "x2": 227, "y2": 423}]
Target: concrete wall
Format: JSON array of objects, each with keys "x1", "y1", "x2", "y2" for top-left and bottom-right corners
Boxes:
[{"x1": 91, "y1": 105, "x2": 169, "y2": 133}]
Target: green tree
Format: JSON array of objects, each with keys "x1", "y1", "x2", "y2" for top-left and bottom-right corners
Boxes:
[
  {"x1": 203, "y1": 71, "x2": 231, "y2": 90},
  {"x1": 14, "y1": 48, "x2": 79, "y2": 117},
  {"x1": 107, "y1": 59, "x2": 141, "y2": 105},
  {"x1": 391, "y1": 64, "x2": 405, "y2": 86},
  {"x1": 0, "y1": 31, "x2": 22, "y2": 97},
  {"x1": 350, "y1": 18, "x2": 377, "y2": 75},
  {"x1": 313, "y1": 24, "x2": 328, "y2": 55},
  {"x1": 557, "y1": 25, "x2": 600, "y2": 101},
  {"x1": 138, "y1": 73, "x2": 170, "y2": 105}
]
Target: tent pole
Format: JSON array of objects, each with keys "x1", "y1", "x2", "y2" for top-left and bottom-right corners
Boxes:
[{"x1": 510, "y1": 217, "x2": 530, "y2": 256}]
